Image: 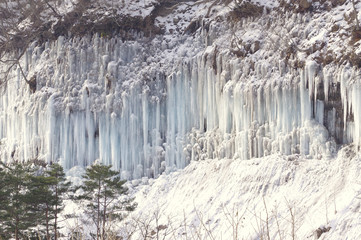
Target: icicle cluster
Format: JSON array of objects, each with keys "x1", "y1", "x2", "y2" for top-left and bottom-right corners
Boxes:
[{"x1": 0, "y1": 31, "x2": 360, "y2": 179}]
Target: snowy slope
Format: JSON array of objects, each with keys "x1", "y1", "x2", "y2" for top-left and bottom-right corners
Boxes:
[{"x1": 127, "y1": 148, "x2": 361, "y2": 239}]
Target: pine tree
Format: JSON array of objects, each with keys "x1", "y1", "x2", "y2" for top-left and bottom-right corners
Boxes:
[
  {"x1": 0, "y1": 164, "x2": 9, "y2": 240},
  {"x1": 27, "y1": 163, "x2": 71, "y2": 240},
  {"x1": 78, "y1": 163, "x2": 136, "y2": 240},
  {"x1": 0, "y1": 162, "x2": 43, "y2": 240},
  {"x1": 27, "y1": 173, "x2": 54, "y2": 238},
  {"x1": 44, "y1": 163, "x2": 71, "y2": 240}
]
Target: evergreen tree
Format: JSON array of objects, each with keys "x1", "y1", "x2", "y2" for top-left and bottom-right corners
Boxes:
[
  {"x1": 0, "y1": 163, "x2": 7, "y2": 206},
  {"x1": 0, "y1": 162, "x2": 43, "y2": 240},
  {"x1": 26, "y1": 163, "x2": 71, "y2": 240},
  {"x1": 27, "y1": 173, "x2": 54, "y2": 238},
  {"x1": 44, "y1": 163, "x2": 71, "y2": 240},
  {"x1": 78, "y1": 163, "x2": 136, "y2": 240},
  {"x1": 0, "y1": 164, "x2": 9, "y2": 240}
]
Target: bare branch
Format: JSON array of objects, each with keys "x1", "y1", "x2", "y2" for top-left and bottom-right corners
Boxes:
[{"x1": 352, "y1": 0, "x2": 360, "y2": 30}]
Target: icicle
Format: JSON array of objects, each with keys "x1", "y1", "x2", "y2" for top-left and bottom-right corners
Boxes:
[{"x1": 0, "y1": 32, "x2": 353, "y2": 180}]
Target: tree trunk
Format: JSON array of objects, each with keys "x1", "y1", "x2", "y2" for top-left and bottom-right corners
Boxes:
[
  {"x1": 15, "y1": 216, "x2": 19, "y2": 240},
  {"x1": 352, "y1": 0, "x2": 360, "y2": 30},
  {"x1": 102, "y1": 190, "x2": 107, "y2": 239},
  {"x1": 46, "y1": 203, "x2": 50, "y2": 240},
  {"x1": 54, "y1": 182, "x2": 58, "y2": 240},
  {"x1": 97, "y1": 180, "x2": 101, "y2": 240},
  {"x1": 15, "y1": 182, "x2": 20, "y2": 240}
]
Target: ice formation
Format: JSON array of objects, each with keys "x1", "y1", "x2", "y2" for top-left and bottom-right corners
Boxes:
[{"x1": 0, "y1": 12, "x2": 360, "y2": 179}]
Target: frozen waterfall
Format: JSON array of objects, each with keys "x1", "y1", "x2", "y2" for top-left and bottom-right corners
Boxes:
[{"x1": 0, "y1": 34, "x2": 359, "y2": 179}]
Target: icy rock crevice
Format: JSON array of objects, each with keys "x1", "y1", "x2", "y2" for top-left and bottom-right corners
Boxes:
[{"x1": 0, "y1": 30, "x2": 360, "y2": 179}]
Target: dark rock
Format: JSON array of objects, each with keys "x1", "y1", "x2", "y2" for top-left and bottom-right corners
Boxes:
[
  {"x1": 299, "y1": 0, "x2": 312, "y2": 9},
  {"x1": 28, "y1": 75, "x2": 36, "y2": 93},
  {"x1": 315, "y1": 226, "x2": 331, "y2": 239}
]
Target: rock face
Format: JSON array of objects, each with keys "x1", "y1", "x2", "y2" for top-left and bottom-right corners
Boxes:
[{"x1": 299, "y1": 0, "x2": 312, "y2": 10}]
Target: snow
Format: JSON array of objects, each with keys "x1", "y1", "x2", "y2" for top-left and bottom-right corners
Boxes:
[
  {"x1": 250, "y1": 0, "x2": 280, "y2": 9},
  {"x1": 128, "y1": 149, "x2": 361, "y2": 239}
]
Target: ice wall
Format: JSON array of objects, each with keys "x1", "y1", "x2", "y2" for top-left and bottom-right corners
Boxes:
[
  {"x1": 0, "y1": 33, "x2": 359, "y2": 179},
  {"x1": 0, "y1": 36, "x2": 170, "y2": 179},
  {"x1": 171, "y1": 52, "x2": 336, "y2": 163}
]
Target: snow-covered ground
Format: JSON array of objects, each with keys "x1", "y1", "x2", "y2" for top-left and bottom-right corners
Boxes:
[
  {"x1": 127, "y1": 147, "x2": 361, "y2": 239},
  {"x1": 59, "y1": 145, "x2": 361, "y2": 239}
]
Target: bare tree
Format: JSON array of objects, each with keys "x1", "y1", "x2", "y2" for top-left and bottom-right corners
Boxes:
[
  {"x1": 352, "y1": 0, "x2": 360, "y2": 30},
  {"x1": 0, "y1": 0, "x2": 62, "y2": 90}
]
